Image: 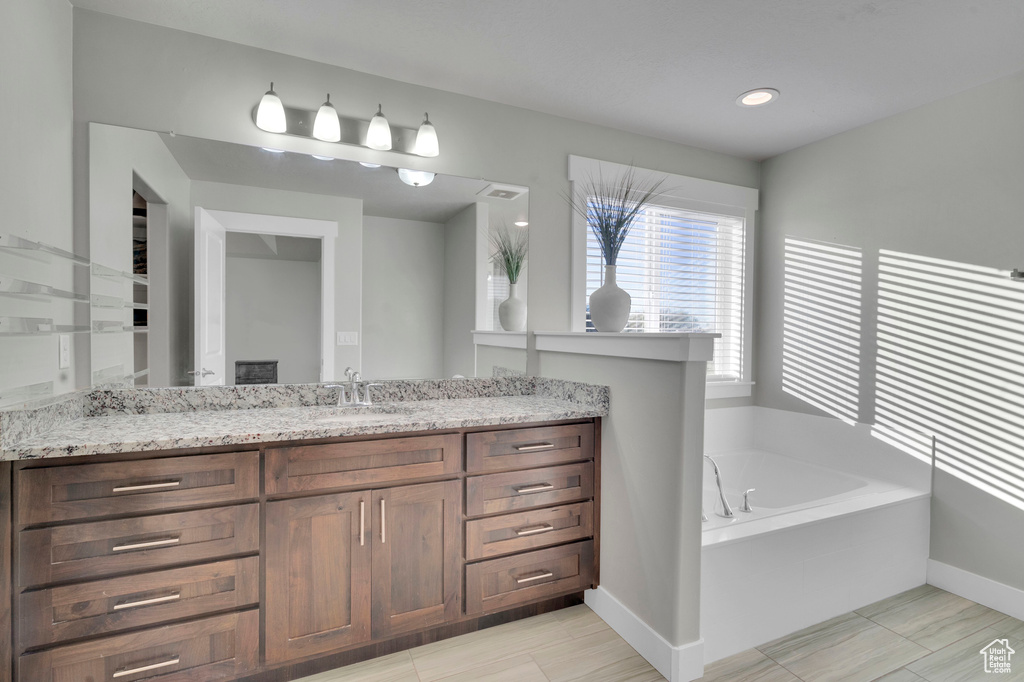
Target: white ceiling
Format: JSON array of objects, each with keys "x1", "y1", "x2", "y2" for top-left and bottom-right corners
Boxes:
[{"x1": 72, "y1": 0, "x2": 1024, "y2": 160}]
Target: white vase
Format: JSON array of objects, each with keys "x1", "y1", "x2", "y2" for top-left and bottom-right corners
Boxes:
[
  {"x1": 499, "y1": 281, "x2": 527, "y2": 331},
  {"x1": 589, "y1": 264, "x2": 631, "y2": 332}
]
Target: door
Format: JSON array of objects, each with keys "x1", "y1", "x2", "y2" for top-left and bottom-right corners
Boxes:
[
  {"x1": 194, "y1": 207, "x2": 226, "y2": 385},
  {"x1": 265, "y1": 491, "x2": 371, "y2": 663},
  {"x1": 371, "y1": 480, "x2": 461, "y2": 639}
]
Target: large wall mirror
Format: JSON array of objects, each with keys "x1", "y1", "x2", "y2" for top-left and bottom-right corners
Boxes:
[{"x1": 86, "y1": 123, "x2": 528, "y2": 388}]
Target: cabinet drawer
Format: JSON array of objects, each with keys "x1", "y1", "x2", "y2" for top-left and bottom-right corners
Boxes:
[
  {"x1": 19, "y1": 504, "x2": 259, "y2": 588},
  {"x1": 18, "y1": 452, "x2": 259, "y2": 525},
  {"x1": 20, "y1": 557, "x2": 259, "y2": 649},
  {"x1": 466, "y1": 462, "x2": 594, "y2": 517},
  {"x1": 19, "y1": 609, "x2": 258, "y2": 682},
  {"x1": 266, "y1": 434, "x2": 461, "y2": 494},
  {"x1": 465, "y1": 541, "x2": 594, "y2": 615},
  {"x1": 466, "y1": 502, "x2": 593, "y2": 561},
  {"x1": 467, "y1": 424, "x2": 594, "y2": 473}
]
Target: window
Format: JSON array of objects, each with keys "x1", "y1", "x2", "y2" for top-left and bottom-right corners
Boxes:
[
  {"x1": 569, "y1": 156, "x2": 758, "y2": 396},
  {"x1": 585, "y1": 204, "x2": 746, "y2": 381}
]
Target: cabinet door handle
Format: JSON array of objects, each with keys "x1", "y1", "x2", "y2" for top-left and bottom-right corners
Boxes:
[
  {"x1": 113, "y1": 592, "x2": 181, "y2": 610},
  {"x1": 112, "y1": 536, "x2": 180, "y2": 552},
  {"x1": 112, "y1": 480, "x2": 181, "y2": 493},
  {"x1": 112, "y1": 656, "x2": 180, "y2": 678},
  {"x1": 515, "y1": 483, "x2": 554, "y2": 494},
  {"x1": 359, "y1": 500, "x2": 365, "y2": 547},
  {"x1": 380, "y1": 498, "x2": 386, "y2": 544},
  {"x1": 515, "y1": 442, "x2": 555, "y2": 451},
  {"x1": 514, "y1": 524, "x2": 555, "y2": 536},
  {"x1": 515, "y1": 570, "x2": 554, "y2": 584}
]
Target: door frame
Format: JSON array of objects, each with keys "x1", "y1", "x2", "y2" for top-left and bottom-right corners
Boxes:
[{"x1": 195, "y1": 207, "x2": 338, "y2": 382}]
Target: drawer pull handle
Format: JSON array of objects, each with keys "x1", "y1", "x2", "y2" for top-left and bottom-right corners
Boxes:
[
  {"x1": 113, "y1": 592, "x2": 181, "y2": 610},
  {"x1": 112, "y1": 536, "x2": 180, "y2": 552},
  {"x1": 112, "y1": 480, "x2": 181, "y2": 493},
  {"x1": 381, "y1": 498, "x2": 386, "y2": 544},
  {"x1": 515, "y1": 570, "x2": 554, "y2": 584},
  {"x1": 360, "y1": 500, "x2": 365, "y2": 547},
  {"x1": 515, "y1": 524, "x2": 555, "y2": 536},
  {"x1": 112, "y1": 656, "x2": 180, "y2": 678},
  {"x1": 515, "y1": 442, "x2": 555, "y2": 452},
  {"x1": 515, "y1": 483, "x2": 554, "y2": 494}
]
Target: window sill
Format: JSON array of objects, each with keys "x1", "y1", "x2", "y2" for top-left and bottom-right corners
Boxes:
[{"x1": 706, "y1": 381, "x2": 754, "y2": 400}]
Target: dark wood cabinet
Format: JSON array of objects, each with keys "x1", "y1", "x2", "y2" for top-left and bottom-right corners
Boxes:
[
  {"x1": 265, "y1": 491, "x2": 371, "y2": 664},
  {"x1": 6, "y1": 418, "x2": 599, "y2": 682},
  {"x1": 371, "y1": 480, "x2": 460, "y2": 639}
]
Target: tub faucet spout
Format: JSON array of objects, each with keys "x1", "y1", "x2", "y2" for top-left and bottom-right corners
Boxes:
[{"x1": 704, "y1": 455, "x2": 735, "y2": 518}]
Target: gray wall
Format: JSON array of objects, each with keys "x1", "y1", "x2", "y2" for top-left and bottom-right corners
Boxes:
[
  {"x1": 757, "y1": 70, "x2": 1024, "y2": 590},
  {"x1": 443, "y1": 204, "x2": 485, "y2": 378},
  {"x1": 0, "y1": 0, "x2": 76, "y2": 398},
  {"x1": 226, "y1": 256, "x2": 321, "y2": 384},
  {"x1": 70, "y1": 8, "x2": 760, "y2": 347},
  {"x1": 362, "y1": 216, "x2": 445, "y2": 380}
]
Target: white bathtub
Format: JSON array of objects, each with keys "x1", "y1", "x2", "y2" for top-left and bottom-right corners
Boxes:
[{"x1": 700, "y1": 408, "x2": 932, "y2": 664}]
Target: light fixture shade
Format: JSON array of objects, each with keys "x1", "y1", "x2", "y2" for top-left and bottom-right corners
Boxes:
[
  {"x1": 313, "y1": 94, "x2": 341, "y2": 142},
  {"x1": 256, "y1": 82, "x2": 287, "y2": 133},
  {"x1": 415, "y1": 113, "x2": 439, "y2": 157},
  {"x1": 366, "y1": 104, "x2": 393, "y2": 150},
  {"x1": 398, "y1": 168, "x2": 435, "y2": 187}
]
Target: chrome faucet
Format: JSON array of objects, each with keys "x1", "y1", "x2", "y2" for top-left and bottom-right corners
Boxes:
[
  {"x1": 338, "y1": 367, "x2": 383, "y2": 406},
  {"x1": 704, "y1": 454, "x2": 735, "y2": 518}
]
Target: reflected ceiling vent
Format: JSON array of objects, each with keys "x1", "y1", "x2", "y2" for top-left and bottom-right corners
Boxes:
[{"x1": 477, "y1": 183, "x2": 528, "y2": 200}]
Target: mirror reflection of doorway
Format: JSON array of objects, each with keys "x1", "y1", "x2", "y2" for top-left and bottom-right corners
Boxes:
[{"x1": 225, "y1": 233, "x2": 321, "y2": 385}]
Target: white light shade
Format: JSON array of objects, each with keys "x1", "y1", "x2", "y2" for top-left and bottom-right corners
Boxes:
[
  {"x1": 415, "y1": 113, "x2": 439, "y2": 157},
  {"x1": 366, "y1": 104, "x2": 392, "y2": 150},
  {"x1": 313, "y1": 94, "x2": 341, "y2": 142},
  {"x1": 398, "y1": 168, "x2": 435, "y2": 187},
  {"x1": 256, "y1": 82, "x2": 287, "y2": 133},
  {"x1": 514, "y1": 220, "x2": 529, "y2": 227}
]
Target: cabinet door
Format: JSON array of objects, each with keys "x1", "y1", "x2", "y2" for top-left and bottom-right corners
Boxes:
[
  {"x1": 371, "y1": 480, "x2": 460, "y2": 639},
  {"x1": 266, "y1": 491, "x2": 371, "y2": 664}
]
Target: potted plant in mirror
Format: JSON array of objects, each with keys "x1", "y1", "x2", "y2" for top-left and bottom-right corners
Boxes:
[
  {"x1": 490, "y1": 223, "x2": 528, "y2": 331},
  {"x1": 568, "y1": 164, "x2": 665, "y2": 332}
]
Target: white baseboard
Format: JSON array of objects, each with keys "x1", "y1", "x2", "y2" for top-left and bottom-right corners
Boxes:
[
  {"x1": 928, "y1": 560, "x2": 1024, "y2": 621},
  {"x1": 584, "y1": 587, "x2": 705, "y2": 682}
]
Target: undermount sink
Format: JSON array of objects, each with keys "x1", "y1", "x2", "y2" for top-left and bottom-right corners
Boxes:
[{"x1": 311, "y1": 404, "x2": 410, "y2": 424}]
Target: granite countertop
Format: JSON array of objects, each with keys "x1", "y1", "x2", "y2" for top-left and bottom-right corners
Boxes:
[{"x1": 1, "y1": 378, "x2": 609, "y2": 460}]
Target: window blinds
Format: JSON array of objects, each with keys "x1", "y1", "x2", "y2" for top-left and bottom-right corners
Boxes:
[{"x1": 585, "y1": 204, "x2": 746, "y2": 381}]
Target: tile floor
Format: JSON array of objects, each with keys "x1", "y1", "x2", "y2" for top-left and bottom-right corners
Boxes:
[{"x1": 295, "y1": 585, "x2": 1021, "y2": 682}]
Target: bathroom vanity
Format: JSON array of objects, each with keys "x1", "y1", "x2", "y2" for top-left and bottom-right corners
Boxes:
[{"x1": 0, "y1": 379, "x2": 605, "y2": 682}]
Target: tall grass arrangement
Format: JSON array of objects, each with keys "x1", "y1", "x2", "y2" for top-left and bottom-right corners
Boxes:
[
  {"x1": 489, "y1": 224, "x2": 528, "y2": 284},
  {"x1": 567, "y1": 164, "x2": 666, "y2": 266}
]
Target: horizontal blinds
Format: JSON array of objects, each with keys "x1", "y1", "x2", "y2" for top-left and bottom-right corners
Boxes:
[{"x1": 586, "y1": 204, "x2": 746, "y2": 380}]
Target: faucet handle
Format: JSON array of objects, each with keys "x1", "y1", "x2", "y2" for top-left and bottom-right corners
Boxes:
[
  {"x1": 362, "y1": 382, "x2": 383, "y2": 405},
  {"x1": 344, "y1": 367, "x2": 356, "y2": 381},
  {"x1": 741, "y1": 488, "x2": 756, "y2": 513}
]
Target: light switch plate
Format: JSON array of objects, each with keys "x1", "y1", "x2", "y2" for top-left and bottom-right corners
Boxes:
[
  {"x1": 337, "y1": 332, "x2": 358, "y2": 346},
  {"x1": 58, "y1": 334, "x2": 71, "y2": 369}
]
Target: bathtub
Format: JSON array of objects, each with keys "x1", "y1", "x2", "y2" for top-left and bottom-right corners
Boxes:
[{"x1": 699, "y1": 407, "x2": 931, "y2": 664}]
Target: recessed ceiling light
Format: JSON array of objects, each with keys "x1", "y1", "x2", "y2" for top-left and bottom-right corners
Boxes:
[
  {"x1": 514, "y1": 221, "x2": 529, "y2": 227},
  {"x1": 736, "y1": 88, "x2": 780, "y2": 107},
  {"x1": 359, "y1": 162, "x2": 382, "y2": 169}
]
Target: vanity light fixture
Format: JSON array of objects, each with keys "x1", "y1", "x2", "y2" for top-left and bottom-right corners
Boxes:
[
  {"x1": 359, "y1": 162, "x2": 382, "y2": 168},
  {"x1": 252, "y1": 85, "x2": 439, "y2": 158},
  {"x1": 256, "y1": 82, "x2": 287, "y2": 133},
  {"x1": 311, "y1": 154, "x2": 334, "y2": 161},
  {"x1": 415, "y1": 113, "x2": 439, "y2": 157},
  {"x1": 514, "y1": 221, "x2": 529, "y2": 227},
  {"x1": 366, "y1": 104, "x2": 393, "y2": 150},
  {"x1": 262, "y1": 147, "x2": 285, "y2": 153},
  {"x1": 313, "y1": 94, "x2": 341, "y2": 142},
  {"x1": 397, "y1": 168, "x2": 435, "y2": 187},
  {"x1": 736, "y1": 88, "x2": 780, "y2": 107}
]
